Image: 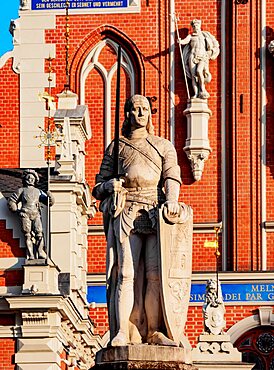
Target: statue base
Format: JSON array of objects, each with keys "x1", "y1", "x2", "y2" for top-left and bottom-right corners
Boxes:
[
  {"x1": 192, "y1": 334, "x2": 254, "y2": 370},
  {"x1": 95, "y1": 345, "x2": 197, "y2": 370},
  {"x1": 183, "y1": 98, "x2": 212, "y2": 181},
  {"x1": 22, "y1": 259, "x2": 60, "y2": 295}
]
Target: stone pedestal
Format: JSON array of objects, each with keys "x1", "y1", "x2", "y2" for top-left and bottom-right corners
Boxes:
[
  {"x1": 95, "y1": 345, "x2": 197, "y2": 370},
  {"x1": 183, "y1": 98, "x2": 212, "y2": 181},
  {"x1": 22, "y1": 260, "x2": 60, "y2": 294},
  {"x1": 192, "y1": 334, "x2": 254, "y2": 370},
  {"x1": 15, "y1": 337, "x2": 63, "y2": 370}
]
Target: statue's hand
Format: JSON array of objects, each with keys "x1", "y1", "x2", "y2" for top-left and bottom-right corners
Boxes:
[
  {"x1": 104, "y1": 178, "x2": 125, "y2": 194},
  {"x1": 7, "y1": 201, "x2": 18, "y2": 213},
  {"x1": 47, "y1": 191, "x2": 55, "y2": 206},
  {"x1": 164, "y1": 201, "x2": 180, "y2": 217}
]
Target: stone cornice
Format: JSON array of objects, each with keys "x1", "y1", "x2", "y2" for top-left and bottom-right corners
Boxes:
[{"x1": 4, "y1": 295, "x2": 96, "y2": 344}]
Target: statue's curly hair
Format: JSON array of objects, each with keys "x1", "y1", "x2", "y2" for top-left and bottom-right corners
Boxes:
[
  {"x1": 121, "y1": 95, "x2": 154, "y2": 138},
  {"x1": 22, "y1": 169, "x2": 39, "y2": 186}
]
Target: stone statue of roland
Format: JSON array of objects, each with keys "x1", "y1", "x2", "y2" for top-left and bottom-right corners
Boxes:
[
  {"x1": 7, "y1": 169, "x2": 54, "y2": 260},
  {"x1": 93, "y1": 95, "x2": 192, "y2": 347}
]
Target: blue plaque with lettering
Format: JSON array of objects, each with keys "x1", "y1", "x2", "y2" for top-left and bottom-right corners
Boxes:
[
  {"x1": 32, "y1": 0, "x2": 128, "y2": 11},
  {"x1": 87, "y1": 282, "x2": 274, "y2": 304}
]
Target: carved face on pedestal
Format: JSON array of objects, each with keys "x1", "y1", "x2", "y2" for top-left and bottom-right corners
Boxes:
[{"x1": 129, "y1": 96, "x2": 150, "y2": 129}]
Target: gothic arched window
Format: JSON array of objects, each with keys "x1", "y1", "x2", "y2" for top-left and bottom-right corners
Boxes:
[{"x1": 235, "y1": 326, "x2": 274, "y2": 369}]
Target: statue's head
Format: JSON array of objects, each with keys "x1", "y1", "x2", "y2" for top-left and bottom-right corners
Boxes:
[
  {"x1": 122, "y1": 95, "x2": 154, "y2": 137},
  {"x1": 22, "y1": 169, "x2": 39, "y2": 187},
  {"x1": 206, "y1": 278, "x2": 218, "y2": 293},
  {"x1": 191, "y1": 19, "x2": 202, "y2": 31}
]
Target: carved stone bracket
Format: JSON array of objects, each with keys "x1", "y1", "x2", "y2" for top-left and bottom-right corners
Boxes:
[
  {"x1": 192, "y1": 334, "x2": 242, "y2": 363},
  {"x1": 183, "y1": 98, "x2": 212, "y2": 181}
]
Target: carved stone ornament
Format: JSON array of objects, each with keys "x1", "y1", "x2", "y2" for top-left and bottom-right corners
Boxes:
[
  {"x1": 20, "y1": 0, "x2": 31, "y2": 10},
  {"x1": 203, "y1": 278, "x2": 226, "y2": 335},
  {"x1": 183, "y1": 98, "x2": 212, "y2": 181},
  {"x1": 268, "y1": 40, "x2": 274, "y2": 56}
]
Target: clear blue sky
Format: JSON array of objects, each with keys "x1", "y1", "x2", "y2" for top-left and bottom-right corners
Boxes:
[{"x1": 0, "y1": 1, "x2": 20, "y2": 56}]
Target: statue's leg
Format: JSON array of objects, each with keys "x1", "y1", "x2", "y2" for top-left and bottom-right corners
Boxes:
[
  {"x1": 145, "y1": 234, "x2": 177, "y2": 346},
  {"x1": 21, "y1": 216, "x2": 34, "y2": 260},
  {"x1": 197, "y1": 61, "x2": 209, "y2": 99},
  {"x1": 34, "y1": 217, "x2": 47, "y2": 259},
  {"x1": 190, "y1": 60, "x2": 198, "y2": 98},
  {"x1": 111, "y1": 233, "x2": 142, "y2": 347}
]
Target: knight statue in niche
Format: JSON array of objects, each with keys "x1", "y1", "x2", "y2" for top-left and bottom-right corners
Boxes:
[
  {"x1": 92, "y1": 94, "x2": 193, "y2": 347},
  {"x1": 179, "y1": 19, "x2": 220, "y2": 99},
  {"x1": 7, "y1": 169, "x2": 54, "y2": 260}
]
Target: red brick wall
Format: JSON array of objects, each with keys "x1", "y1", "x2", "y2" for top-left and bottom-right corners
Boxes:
[
  {"x1": 0, "y1": 221, "x2": 24, "y2": 258},
  {"x1": 0, "y1": 339, "x2": 15, "y2": 370},
  {"x1": 266, "y1": 0, "x2": 274, "y2": 270},
  {"x1": 225, "y1": 1, "x2": 262, "y2": 271},
  {"x1": 0, "y1": 221, "x2": 24, "y2": 287},
  {"x1": 0, "y1": 59, "x2": 19, "y2": 168},
  {"x1": 89, "y1": 306, "x2": 108, "y2": 337}
]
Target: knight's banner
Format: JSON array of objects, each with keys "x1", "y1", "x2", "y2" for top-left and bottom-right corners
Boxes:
[{"x1": 158, "y1": 204, "x2": 193, "y2": 345}]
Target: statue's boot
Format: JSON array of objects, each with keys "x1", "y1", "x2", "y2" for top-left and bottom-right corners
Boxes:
[
  {"x1": 111, "y1": 331, "x2": 128, "y2": 347},
  {"x1": 26, "y1": 239, "x2": 35, "y2": 260},
  {"x1": 147, "y1": 331, "x2": 178, "y2": 347},
  {"x1": 38, "y1": 248, "x2": 47, "y2": 259}
]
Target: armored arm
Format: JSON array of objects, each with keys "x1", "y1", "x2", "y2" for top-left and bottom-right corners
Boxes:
[
  {"x1": 162, "y1": 141, "x2": 182, "y2": 202},
  {"x1": 7, "y1": 188, "x2": 23, "y2": 213},
  {"x1": 92, "y1": 142, "x2": 116, "y2": 201}
]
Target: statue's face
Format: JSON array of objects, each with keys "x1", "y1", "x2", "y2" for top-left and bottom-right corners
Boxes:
[
  {"x1": 192, "y1": 22, "x2": 201, "y2": 33},
  {"x1": 129, "y1": 97, "x2": 150, "y2": 129},
  {"x1": 25, "y1": 173, "x2": 36, "y2": 186}
]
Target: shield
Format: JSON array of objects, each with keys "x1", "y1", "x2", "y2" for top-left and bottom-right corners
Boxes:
[{"x1": 158, "y1": 204, "x2": 193, "y2": 345}]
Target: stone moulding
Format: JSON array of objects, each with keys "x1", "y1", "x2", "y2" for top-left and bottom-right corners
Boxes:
[{"x1": 183, "y1": 98, "x2": 212, "y2": 181}]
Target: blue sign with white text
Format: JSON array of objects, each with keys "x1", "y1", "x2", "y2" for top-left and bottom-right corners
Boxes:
[
  {"x1": 32, "y1": 0, "x2": 128, "y2": 11},
  {"x1": 87, "y1": 283, "x2": 274, "y2": 304}
]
